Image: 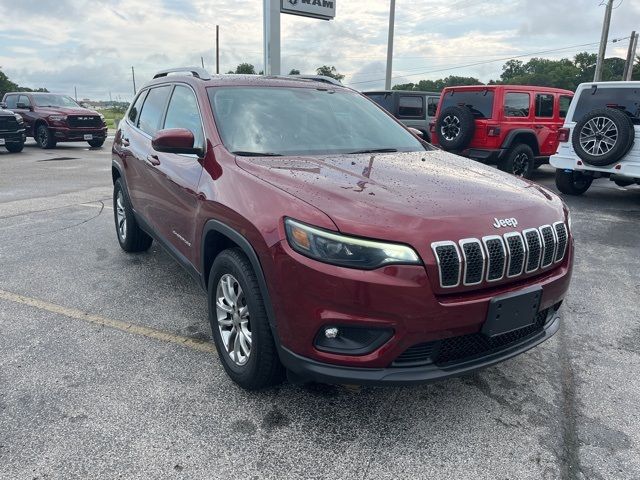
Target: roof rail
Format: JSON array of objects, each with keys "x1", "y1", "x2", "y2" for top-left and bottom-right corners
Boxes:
[{"x1": 153, "y1": 67, "x2": 212, "y2": 80}]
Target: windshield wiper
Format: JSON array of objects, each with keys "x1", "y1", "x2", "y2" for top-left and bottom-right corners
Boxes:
[
  {"x1": 232, "y1": 151, "x2": 284, "y2": 157},
  {"x1": 347, "y1": 148, "x2": 398, "y2": 154}
]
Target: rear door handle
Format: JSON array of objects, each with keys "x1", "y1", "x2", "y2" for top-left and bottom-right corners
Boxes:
[{"x1": 146, "y1": 154, "x2": 160, "y2": 166}]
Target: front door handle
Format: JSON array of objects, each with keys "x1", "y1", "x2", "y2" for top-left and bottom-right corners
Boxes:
[
  {"x1": 122, "y1": 137, "x2": 130, "y2": 147},
  {"x1": 146, "y1": 154, "x2": 160, "y2": 166}
]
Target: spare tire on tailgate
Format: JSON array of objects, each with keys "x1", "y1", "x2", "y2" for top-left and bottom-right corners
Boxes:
[
  {"x1": 571, "y1": 108, "x2": 635, "y2": 167},
  {"x1": 435, "y1": 105, "x2": 475, "y2": 151}
]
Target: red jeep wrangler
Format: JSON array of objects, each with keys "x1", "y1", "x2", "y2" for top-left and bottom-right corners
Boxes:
[{"x1": 431, "y1": 85, "x2": 573, "y2": 178}]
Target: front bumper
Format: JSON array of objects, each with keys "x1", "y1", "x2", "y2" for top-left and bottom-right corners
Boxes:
[
  {"x1": 50, "y1": 126, "x2": 108, "y2": 142},
  {"x1": 0, "y1": 130, "x2": 26, "y2": 144},
  {"x1": 280, "y1": 313, "x2": 560, "y2": 385}
]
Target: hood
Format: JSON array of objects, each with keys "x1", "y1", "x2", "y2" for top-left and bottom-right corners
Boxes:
[
  {"x1": 36, "y1": 106, "x2": 100, "y2": 116},
  {"x1": 236, "y1": 150, "x2": 566, "y2": 245}
]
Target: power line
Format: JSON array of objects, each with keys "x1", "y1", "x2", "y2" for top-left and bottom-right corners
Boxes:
[{"x1": 347, "y1": 37, "x2": 629, "y2": 86}]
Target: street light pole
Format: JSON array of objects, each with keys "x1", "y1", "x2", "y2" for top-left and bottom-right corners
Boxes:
[
  {"x1": 385, "y1": 0, "x2": 396, "y2": 90},
  {"x1": 594, "y1": 0, "x2": 613, "y2": 82},
  {"x1": 263, "y1": 0, "x2": 281, "y2": 75}
]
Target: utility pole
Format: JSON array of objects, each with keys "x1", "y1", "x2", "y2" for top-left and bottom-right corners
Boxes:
[
  {"x1": 385, "y1": 0, "x2": 396, "y2": 90},
  {"x1": 263, "y1": 0, "x2": 281, "y2": 75},
  {"x1": 131, "y1": 66, "x2": 137, "y2": 96},
  {"x1": 216, "y1": 25, "x2": 220, "y2": 74},
  {"x1": 74, "y1": 86, "x2": 77, "y2": 102},
  {"x1": 201, "y1": 56, "x2": 205, "y2": 69},
  {"x1": 594, "y1": 0, "x2": 614, "y2": 82},
  {"x1": 626, "y1": 33, "x2": 639, "y2": 81},
  {"x1": 623, "y1": 31, "x2": 636, "y2": 80}
]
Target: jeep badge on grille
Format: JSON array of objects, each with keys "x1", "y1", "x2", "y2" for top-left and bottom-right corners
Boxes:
[{"x1": 493, "y1": 217, "x2": 518, "y2": 228}]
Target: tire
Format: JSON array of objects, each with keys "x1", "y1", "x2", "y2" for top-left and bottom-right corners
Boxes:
[
  {"x1": 88, "y1": 139, "x2": 105, "y2": 148},
  {"x1": 5, "y1": 141, "x2": 24, "y2": 153},
  {"x1": 435, "y1": 106, "x2": 475, "y2": 151},
  {"x1": 571, "y1": 108, "x2": 634, "y2": 167},
  {"x1": 35, "y1": 124, "x2": 56, "y2": 149},
  {"x1": 499, "y1": 144, "x2": 535, "y2": 179},
  {"x1": 555, "y1": 169, "x2": 593, "y2": 196},
  {"x1": 208, "y1": 248, "x2": 284, "y2": 390},
  {"x1": 113, "y1": 178, "x2": 153, "y2": 252}
]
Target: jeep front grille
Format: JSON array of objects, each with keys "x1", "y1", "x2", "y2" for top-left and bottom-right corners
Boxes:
[{"x1": 431, "y1": 222, "x2": 568, "y2": 289}]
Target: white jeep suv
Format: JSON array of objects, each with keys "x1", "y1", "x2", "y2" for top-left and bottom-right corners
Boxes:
[{"x1": 550, "y1": 81, "x2": 639, "y2": 195}]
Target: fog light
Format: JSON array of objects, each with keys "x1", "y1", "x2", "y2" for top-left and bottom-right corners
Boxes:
[{"x1": 324, "y1": 327, "x2": 339, "y2": 339}]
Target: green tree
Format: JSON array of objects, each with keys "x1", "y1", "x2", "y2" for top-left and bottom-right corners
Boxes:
[
  {"x1": 316, "y1": 65, "x2": 344, "y2": 81},
  {"x1": 0, "y1": 69, "x2": 19, "y2": 97},
  {"x1": 233, "y1": 63, "x2": 256, "y2": 74},
  {"x1": 392, "y1": 75, "x2": 482, "y2": 92},
  {"x1": 289, "y1": 69, "x2": 300, "y2": 75}
]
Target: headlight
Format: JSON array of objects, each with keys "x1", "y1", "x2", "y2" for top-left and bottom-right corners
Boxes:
[
  {"x1": 285, "y1": 218, "x2": 421, "y2": 269},
  {"x1": 49, "y1": 115, "x2": 66, "y2": 122},
  {"x1": 567, "y1": 211, "x2": 572, "y2": 231},
  {"x1": 99, "y1": 113, "x2": 105, "y2": 120},
  {"x1": 14, "y1": 114, "x2": 23, "y2": 123}
]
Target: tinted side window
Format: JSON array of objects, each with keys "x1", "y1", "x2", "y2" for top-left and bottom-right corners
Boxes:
[
  {"x1": 398, "y1": 96, "x2": 424, "y2": 118},
  {"x1": 18, "y1": 95, "x2": 32, "y2": 107},
  {"x1": 440, "y1": 90, "x2": 495, "y2": 119},
  {"x1": 573, "y1": 87, "x2": 639, "y2": 123},
  {"x1": 163, "y1": 85, "x2": 204, "y2": 148},
  {"x1": 138, "y1": 85, "x2": 172, "y2": 136},
  {"x1": 128, "y1": 91, "x2": 147, "y2": 124},
  {"x1": 504, "y1": 93, "x2": 530, "y2": 117},
  {"x1": 4, "y1": 95, "x2": 18, "y2": 109},
  {"x1": 559, "y1": 95, "x2": 572, "y2": 119},
  {"x1": 535, "y1": 94, "x2": 554, "y2": 117},
  {"x1": 365, "y1": 93, "x2": 393, "y2": 112},
  {"x1": 427, "y1": 97, "x2": 438, "y2": 117}
]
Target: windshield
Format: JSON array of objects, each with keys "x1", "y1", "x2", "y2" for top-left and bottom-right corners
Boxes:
[
  {"x1": 207, "y1": 87, "x2": 427, "y2": 156},
  {"x1": 574, "y1": 87, "x2": 640, "y2": 124},
  {"x1": 33, "y1": 94, "x2": 80, "y2": 108},
  {"x1": 441, "y1": 89, "x2": 495, "y2": 119}
]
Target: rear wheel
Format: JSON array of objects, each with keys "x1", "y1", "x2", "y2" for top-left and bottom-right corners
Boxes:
[
  {"x1": 435, "y1": 106, "x2": 475, "y2": 151},
  {"x1": 88, "y1": 139, "x2": 105, "y2": 148},
  {"x1": 5, "y1": 141, "x2": 24, "y2": 153},
  {"x1": 208, "y1": 248, "x2": 284, "y2": 390},
  {"x1": 555, "y1": 169, "x2": 593, "y2": 196},
  {"x1": 36, "y1": 124, "x2": 56, "y2": 149},
  {"x1": 499, "y1": 144, "x2": 535, "y2": 179},
  {"x1": 113, "y1": 178, "x2": 153, "y2": 252}
]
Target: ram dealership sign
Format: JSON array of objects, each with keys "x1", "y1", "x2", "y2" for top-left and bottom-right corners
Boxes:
[{"x1": 281, "y1": 0, "x2": 336, "y2": 20}]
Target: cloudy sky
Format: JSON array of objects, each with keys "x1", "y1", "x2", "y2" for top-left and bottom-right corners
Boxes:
[{"x1": 0, "y1": 0, "x2": 638, "y2": 101}]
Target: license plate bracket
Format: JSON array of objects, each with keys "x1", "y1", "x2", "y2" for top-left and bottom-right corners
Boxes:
[{"x1": 482, "y1": 286, "x2": 542, "y2": 338}]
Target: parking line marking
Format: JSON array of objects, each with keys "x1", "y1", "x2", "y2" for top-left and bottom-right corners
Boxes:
[{"x1": 0, "y1": 289, "x2": 216, "y2": 354}]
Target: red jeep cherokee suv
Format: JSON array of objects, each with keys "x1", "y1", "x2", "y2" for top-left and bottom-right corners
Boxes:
[
  {"x1": 112, "y1": 68, "x2": 573, "y2": 390},
  {"x1": 431, "y1": 85, "x2": 573, "y2": 179},
  {"x1": 2, "y1": 92, "x2": 108, "y2": 149}
]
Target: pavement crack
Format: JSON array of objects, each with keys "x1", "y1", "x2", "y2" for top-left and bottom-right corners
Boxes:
[
  {"x1": 19, "y1": 202, "x2": 106, "y2": 239},
  {"x1": 557, "y1": 325, "x2": 582, "y2": 480}
]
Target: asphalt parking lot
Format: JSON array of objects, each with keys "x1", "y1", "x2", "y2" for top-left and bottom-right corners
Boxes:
[{"x1": 1, "y1": 139, "x2": 639, "y2": 480}]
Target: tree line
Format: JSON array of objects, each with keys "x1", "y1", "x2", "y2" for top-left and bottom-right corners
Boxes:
[
  {"x1": 392, "y1": 52, "x2": 640, "y2": 92},
  {"x1": 0, "y1": 69, "x2": 47, "y2": 97}
]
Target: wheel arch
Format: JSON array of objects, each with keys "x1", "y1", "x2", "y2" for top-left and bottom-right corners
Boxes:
[
  {"x1": 501, "y1": 129, "x2": 539, "y2": 156},
  {"x1": 201, "y1": 220, "x2": 278, "y2": 330}
]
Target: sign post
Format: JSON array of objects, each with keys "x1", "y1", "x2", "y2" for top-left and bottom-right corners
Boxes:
[{"x1": 264, "y1": 0, "x2": 336, "y2": 75}]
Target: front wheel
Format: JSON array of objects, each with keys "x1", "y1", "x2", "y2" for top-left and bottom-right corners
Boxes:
[
  {"x1": 88, "y1": 139, "x2": 105, "y2": 148},
  {"x1": 208, "y1": 248, "x2": 284, "y2": 390},
  {"x1": 555, "y1": 169, "x2": 592, "y2": 196},
  {"x1": 499, "y1": 144, "x2": 535, "y2": 179},
  {"x1": 5, "y1": 141, "x2": 24, "y2": 153},
  {"x1": 36, "y1": 125, "x2": 56, "y2": 149},
  {"x1": 113, "y1": 178, "x2": 153, "y2": 252}
]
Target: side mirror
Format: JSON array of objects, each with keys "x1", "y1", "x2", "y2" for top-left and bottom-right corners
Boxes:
[
  {"x1": 407, "y1": 127, "x2": 425, "y2": 139},
  {"x1": 0, "y1": 102, "x2": 7, "y2": 109},
  {"x1": 16, "y1": 102, "x2": 32, "y2": 111},
  {"x1": 152, "y1": 128, "x2": 203, "y2": 156}
]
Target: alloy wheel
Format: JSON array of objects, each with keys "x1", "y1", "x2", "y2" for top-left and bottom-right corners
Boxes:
[
  {"x1": 512, "y1": 152, "x2": 530, "y2": 176},
  {"x1": 216, "y1": 274, "x2": 252, "y2": 366},
  {"x1": 440, "y1": 115, "x2": 461, "y2": 141},
  {"x1": 579, "y1": 116, "x2": 618, "y2": 156},
  {"x1": 116, "y1": 191, "x2": 127, "y2": 241}
]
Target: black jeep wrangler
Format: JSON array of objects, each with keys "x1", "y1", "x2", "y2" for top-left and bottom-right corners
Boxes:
[{"x1": 0, "y1": 103, "x2": 26, "y2": 152}]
